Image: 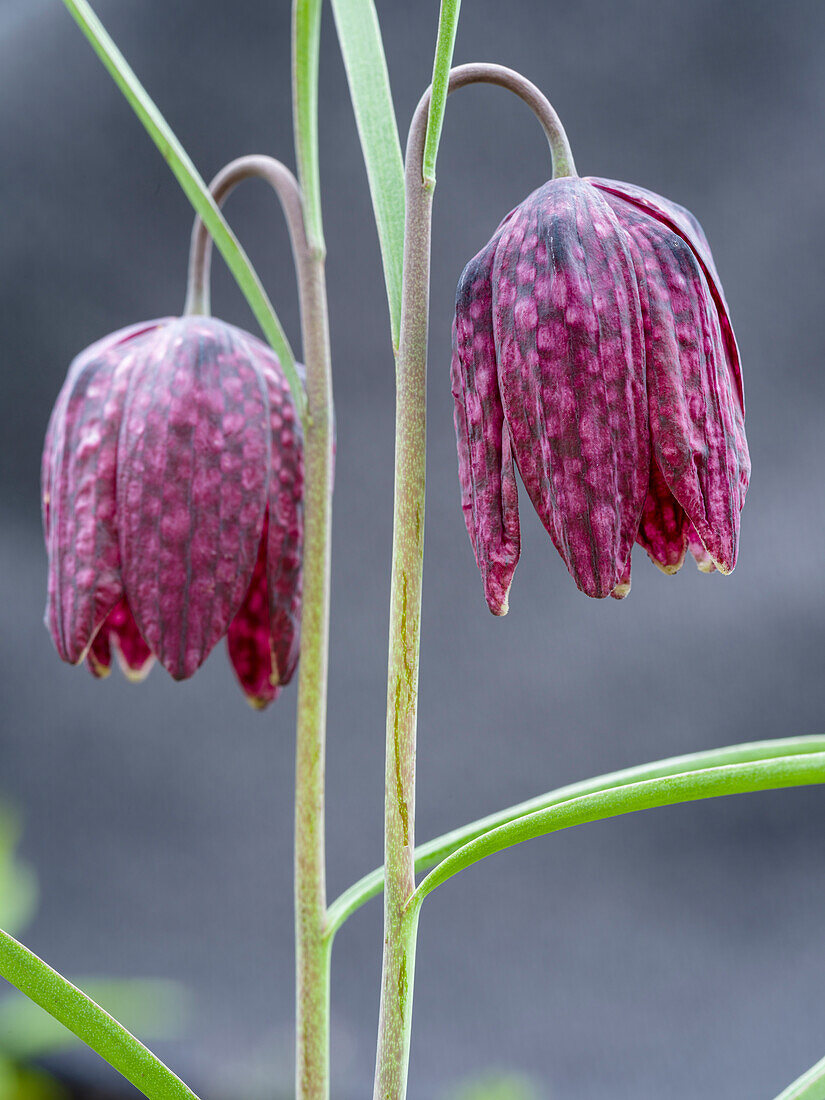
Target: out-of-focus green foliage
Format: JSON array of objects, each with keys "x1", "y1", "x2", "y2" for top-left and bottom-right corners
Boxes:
[
  {"x1": 446, "y1": 1071, "x2": 542, "y2": 1100},
  {"x1": 0, "y1": 809, "x2": 39, "y2": 936}
]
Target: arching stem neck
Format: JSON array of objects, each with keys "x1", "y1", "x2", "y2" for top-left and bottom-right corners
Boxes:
[
  {"x1": 183, "y1": 155, "x2": 309, "y2": 319},
  {"x1": 409, "y1": 62, "x2": 577, "y2": 188}
]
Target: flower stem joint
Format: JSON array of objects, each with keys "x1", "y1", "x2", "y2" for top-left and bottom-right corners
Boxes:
[
  {"x1": 42, "y1": 316, "x2": 304, "y2": 708},
  {"x1": 451, "y1": 173, "x2": 750, "y2": 612}
]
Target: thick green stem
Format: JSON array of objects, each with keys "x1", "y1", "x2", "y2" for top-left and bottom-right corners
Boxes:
[
  {"x1": 186, "y1": 155, "x2": 333, "y2": 1100},
  {"x1": 372, "y1": 153, "x2": 432, "y2": 1100},
  {"x1": 373, "y1": 63, "x2": 576, "y2": 1100}
]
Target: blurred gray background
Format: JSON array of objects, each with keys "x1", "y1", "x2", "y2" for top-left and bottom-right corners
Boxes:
[{"x1": 2, "y1": 1, "x2": 825, "y2": 1097}]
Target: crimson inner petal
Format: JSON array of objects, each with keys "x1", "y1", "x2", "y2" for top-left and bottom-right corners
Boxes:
[{"x1": 227, "y1": 515, "x2": 280, "y2": 709}]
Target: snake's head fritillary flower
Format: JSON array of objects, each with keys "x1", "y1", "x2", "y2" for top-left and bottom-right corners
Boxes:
[
  {"x1": 42, "y1": 315, "x2": 304, "y2": 708},
  {"x1": 451, "y1": 174, "x2": 749, "y2": 613}
]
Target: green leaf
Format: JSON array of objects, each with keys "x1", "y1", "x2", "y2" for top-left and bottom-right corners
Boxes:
[
  {"x1": 773, "y1": 1053, "x2": 825, "y2": 1100},
  {"x1": 59, "y1": 0, "x2": 306, "y2": 421},
  {"x1": 329, "y1": 0, "x2": 405, "y2": 347},
  {"x1": 0, "y1": 930, "x2": 199, "y2": 1100},
  {"x1": 413, "y1": 752, "x2": 825, "y2": 904},
  {"x1": 0, "y1": 978, "x2": 187, "y2": 1059},
  {"x1": 326, "y1": 736, "x2": 825, "y2": 935},
  {"x1": 292, "y1": 0, "x2": 325, "y2": 253},
  {"x1": 423, "y1": 0, "x2": 462, "y2": 185}
]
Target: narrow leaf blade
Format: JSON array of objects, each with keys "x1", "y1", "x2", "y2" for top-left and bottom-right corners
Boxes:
[
  {"x1": 423, "y1": 0, "x2": 462, "y2": 184},
  {"x1": 60, "y1": 0, "x2": 306, "y2": 420},
  {"x1": 329, "y1": 0, "x2": 405, "y2": 345},
  {"x1": 292, "y1": 0, "x2": 325, "y2": 252}
]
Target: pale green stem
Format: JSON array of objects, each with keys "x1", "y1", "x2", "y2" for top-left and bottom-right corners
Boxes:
[
  {"x1": 0, "y1": 930, "x2": 198, "y2": 1100},
  {"x1": 291, "y1": 5, "x2": 333, "y2": 1094},
  {"x1": 186, "y1": 155, "x2": 334, "y2": 1100},
  {"x1": 292, "y1": 242, "x2": 334, "y2": 1100},
  {"x1": 372, "y1": 62, "x2": 575, "y2": 1100},
  {"x1": 326, "y1": 735, "x2": 825, "y2": 936}
]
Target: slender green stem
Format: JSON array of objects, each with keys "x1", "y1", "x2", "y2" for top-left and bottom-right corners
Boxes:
[
  {"x1": 373, "y1": 62, "x2": 577, "y2": 1100},
  {"x1": 422, "y1": 0, "x2": 462, "y2": 185},
  {"x1": 412, "y1": 753, "x2": 825, "y2": 904},
  {"x1": 0, "y1": 930, "x2": 198, "y2": 1100},
  {"x1": 185, "y1": 152, "x2": 334, "y2": 1099},
  {"x1": 774, "y1": 1052, "x2": 825, "y2": 1100},
  {"x1": 292, "y1": 238, "x2": 334, "y2": 1100},
  {"x1": 326, "y1": 735, "x2": 825, "y2": 936},
  {"x1": 60, "y1": 0, "x2": 305, "y2": 420}
]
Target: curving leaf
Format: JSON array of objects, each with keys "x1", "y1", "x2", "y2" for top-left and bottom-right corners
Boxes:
[
  {"x1": 0, "y1": 930, "x2": 199, "y2": 1100},
  {"x1": 326, "y1": 737, "x2": 825, "y2": 934},
  {"x1": 59, "y1": 0, "x2": 306, "y2": 420},
  {"x1": 412, "y1": 752, "x2": 825, "y2": 904}
]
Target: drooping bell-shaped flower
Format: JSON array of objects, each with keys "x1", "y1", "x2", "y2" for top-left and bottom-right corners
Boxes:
[
  {"x1": 42, "y1": 315, "x2": 304, "y2": 708},
  {"x1": 451, "y1": 174, "x2": 749, "y2": 613}
]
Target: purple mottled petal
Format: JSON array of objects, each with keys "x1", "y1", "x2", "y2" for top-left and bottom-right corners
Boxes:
[
  {"x1": 493, "y1": 177, "x2": 648, "y2": 599},
  {"x1": 602, "y1": 195, "x2": 747, "y2": 573},
  {"x1": 45, "y1": 322, "x2": 167, "y2": 664},
  {"x1": 227, "y1": 521, "x2": 280, "y2": 708},
  {"x1": 452, "y1": 234, "x2": 521, "y2": 615},
  {"x1": 686, "y1": 522, "x2": 717, "y2": 573},
  {"x1": 588, "y1": 177, "x2": 744, "y2": 412},
  {"x1": 261, "y1": 362, "x2": 304, "y2": 687},
  {"x1": 117, "y1": 318, "x2": 271, "y2": 680},
  {"x1": 636, "y1": 458, "x2": 687, "y2": 574}
]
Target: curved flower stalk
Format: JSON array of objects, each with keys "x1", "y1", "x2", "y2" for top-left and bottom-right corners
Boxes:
[
  {"x1": 42, "y1": 315, "x2": 304, "y2": 708},
  {"x1": 452, "y1": 174, "x2": 749, "y2": 610}
]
